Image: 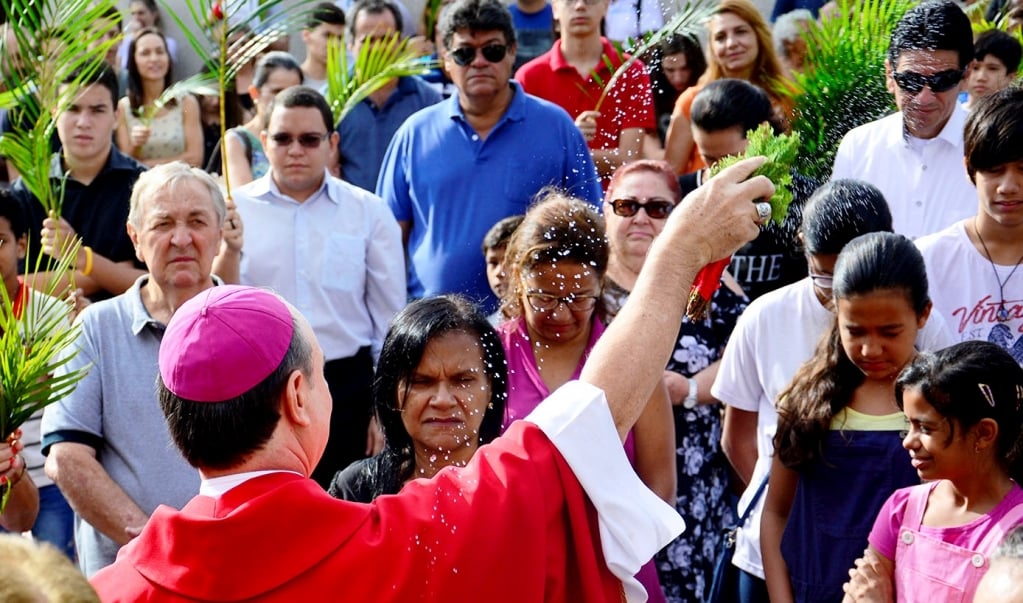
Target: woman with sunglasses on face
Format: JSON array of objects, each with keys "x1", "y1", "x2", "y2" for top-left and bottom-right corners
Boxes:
[
  {"x1": 497, "y1": 191, "x2": 675, "y2": 603},
  {"x1": 602, "y1": 160, "x2": 748, "y2": 603},
  {"x1": 116, "y1": 28, "x2": 204, "y2": 168}
]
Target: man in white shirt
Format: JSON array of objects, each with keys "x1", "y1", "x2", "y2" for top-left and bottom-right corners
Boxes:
[
  {"x1": 831, "y1": 0, "x2": 977, "y2": 239},
  {"x1": 226, "y1": 86, "x2": 406, "y2": 488}
]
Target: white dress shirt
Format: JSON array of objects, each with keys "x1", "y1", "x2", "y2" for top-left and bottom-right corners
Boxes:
[
  {"x1": 234, "y1": 171, "x2": 406, "y2": 362},
  {"x1": 831, "y1": 106, "x2": 977, "y2": 239}
]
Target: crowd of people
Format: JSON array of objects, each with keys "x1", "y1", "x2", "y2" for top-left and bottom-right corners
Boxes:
[{"x1": 1, "y1": 0, "x2": 1023, "y2": 600}]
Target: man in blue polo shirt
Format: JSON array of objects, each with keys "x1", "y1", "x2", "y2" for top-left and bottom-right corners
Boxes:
[
  {"x1": 337, "y1": 0, "x2": 442, "y2": 191},
  {"x1": 376, "y1": 0, "x2": 601, "y2": 312}
]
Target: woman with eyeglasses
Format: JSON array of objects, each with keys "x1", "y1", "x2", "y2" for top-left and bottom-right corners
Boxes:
[
  {"x1": 496, "y1": 190, "x2": 674, "y2": 603},
  {"x1": 115, "y1": 28, "x2": 204, "y2": 168},
  {"x1": 602, "y1": 160, "x2": 748, "y2": 603}
]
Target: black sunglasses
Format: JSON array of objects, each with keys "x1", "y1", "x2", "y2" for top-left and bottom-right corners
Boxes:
[
  {"x1": 891, "y1": 69, "x2": 963, "y2": 94},
  {"x1": 609, "y1": 197, "x2": 675, "y2": 219},
  {"x1": 449, "y1": 44, "x2": 509, "y2": 67},
  {"x1": 268, "y1": 132, "x2": 329, "y2": 148}
]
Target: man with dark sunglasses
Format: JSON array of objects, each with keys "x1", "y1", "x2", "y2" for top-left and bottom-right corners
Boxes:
[
  {"x1": 831, "y1": 0, "x2": 977, "y2": 240},
  {"x1": 225, "y1": 85, "x2": 407, "y2": 489},
  {"x1": 377, "y1": 0, "x2": 602, "y2": 314},
  {"x1": 514, "y1": 0, "x2": 654, "y2": 188}
]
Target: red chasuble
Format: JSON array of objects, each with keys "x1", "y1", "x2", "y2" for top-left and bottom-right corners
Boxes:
[{"x1": 91, "y1": 422, "x2": 625, "y2": 602}]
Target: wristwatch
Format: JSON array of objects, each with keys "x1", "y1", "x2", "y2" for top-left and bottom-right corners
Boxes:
[{"x1": 683, "y1": 378, "x2": 699, "y2": 409}]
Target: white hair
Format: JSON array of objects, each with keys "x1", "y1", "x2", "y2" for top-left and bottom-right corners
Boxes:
[{"x1": 773, "y1": 9, "x2": 813, "y2": 58}]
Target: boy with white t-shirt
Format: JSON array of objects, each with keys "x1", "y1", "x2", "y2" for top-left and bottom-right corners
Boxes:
[
  {"x1": 712, "y1": 179, "x2": 955, "y2": 600},
  {"x1": 916, "y1": 87, "x2": 1023, "y2": 362}
]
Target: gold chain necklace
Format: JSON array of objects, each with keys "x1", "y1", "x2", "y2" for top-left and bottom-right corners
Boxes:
[{"x1": 973, "y1": 217, "x2": 1023, "y2": 323}]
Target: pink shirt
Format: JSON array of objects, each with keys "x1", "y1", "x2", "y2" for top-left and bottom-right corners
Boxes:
[
  {"x1": 870, "y1": 481, "x2": 1023, "y2": 560},
  {"x1": 499, "y1": 316, "x2": 636, "y2": 459}
]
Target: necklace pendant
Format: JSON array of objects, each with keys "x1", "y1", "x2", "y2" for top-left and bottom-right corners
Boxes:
[{"x1": 998, "y1": 306, "x2": 1010, "y2": 322}]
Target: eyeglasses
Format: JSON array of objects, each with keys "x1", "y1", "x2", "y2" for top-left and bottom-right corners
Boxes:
[
  {"x1": 891, "y1": 69, "x2": 963, "y2": 94},
  {"x1": 267, "y1": 132, "x2": 329, "y2": 148},
  {"x1": 608, "y1": 197, "x2": 675, "y2": 219},
  {"x1": 525, "y1": 291, "x2": 599, "y2": 313},
  {"x1": 808, "y1": 270, "x2": 833, "y2": 291},
  {"x1": 448, "y1": 44, "x2": 509, "y2": 67}
]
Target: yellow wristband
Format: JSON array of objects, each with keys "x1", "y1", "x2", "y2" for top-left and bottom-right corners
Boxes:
[{"x1": 82, "y1": 246, "x2": 94, "y2": 277}]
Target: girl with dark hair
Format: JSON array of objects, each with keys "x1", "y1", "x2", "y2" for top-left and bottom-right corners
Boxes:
[
  {"x1": 222, "y1": 51, "x2": 303, "y2": 188},
  {"x1": 328, "y1": 295, "x2": 507, "y2": 502},
  {"x1": 115, "y1": 28, "x2": 203, "y2": 167},
  {"x1": 761, "y1": 232, "x2": 931, "y2": 602},
  {"x1": 649, "y1": 34, "x2": 706, "y2": 146},
  {"x1": 845, "y1": 341, "x2": 1023, "y2": 601}
]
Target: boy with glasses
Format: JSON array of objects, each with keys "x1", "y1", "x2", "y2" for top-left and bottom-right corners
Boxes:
[{"x1": 831, "y1": 0, "x2": 977, "y2": 240}]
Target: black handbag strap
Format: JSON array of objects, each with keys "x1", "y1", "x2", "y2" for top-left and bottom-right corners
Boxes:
[{"x1": 737, "y1": 472, "x2": 770, "y2": 524}]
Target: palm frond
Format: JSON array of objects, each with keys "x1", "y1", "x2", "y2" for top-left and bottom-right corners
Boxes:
[
  {"x1": 0, "y1": 0, "x2": 120, "y2": 216},
  {"x1": 136, "y1": 73, "x2": 220, "y2": 124},
  {"x1": 784, "y1": 0, "x2": 914, "y2": 181},
  {"x1": 592, "y1": 0, "x2": 717, "y2": 112},
  {"x1": 325, "y1": 33, "x2": 436, "y2": 128},
  {"x1": 158, "y1": 0, "x2": 317, "y2": 199},
  {"x1": 0, "y1": 0, "x2": 113, "y2": 470}
]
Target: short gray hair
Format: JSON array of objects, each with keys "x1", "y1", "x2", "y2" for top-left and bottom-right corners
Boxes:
[
  {"x1": 773, "y1": 9, "x2": 812, "y2": 58},
  {"x1": 994, "y1": 526, "x2": 1023, "y2": 561},
  {"x1": 128, "y1": 162, "x2": 226, "y2": 230}
]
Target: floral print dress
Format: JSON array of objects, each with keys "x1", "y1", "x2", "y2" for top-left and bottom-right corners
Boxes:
[{"x1": 604, "y1": 277, "x2": 748, "y2": 603}]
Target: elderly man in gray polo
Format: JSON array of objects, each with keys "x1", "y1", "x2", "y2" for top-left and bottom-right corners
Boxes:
[{"x1": 41, "y1": 162, "x2": 240, "y2": 576}]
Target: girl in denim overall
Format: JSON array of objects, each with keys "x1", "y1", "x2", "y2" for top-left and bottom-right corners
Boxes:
[
  {"x1": 761, "y1": 232, "x2": 929, "y2": 603},
  {"x1": 848, "y1": 340, "x2": 1023, "y2": 602}
]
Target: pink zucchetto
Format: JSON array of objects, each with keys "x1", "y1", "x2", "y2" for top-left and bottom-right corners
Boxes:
[{"x1": 159, "y1": 286, "x2": 295, "y2": 403}]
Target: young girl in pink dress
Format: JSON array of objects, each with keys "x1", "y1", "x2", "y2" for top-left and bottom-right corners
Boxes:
[{"x1": 844, "y1": 340, "x2": 1023, "y2": 602}]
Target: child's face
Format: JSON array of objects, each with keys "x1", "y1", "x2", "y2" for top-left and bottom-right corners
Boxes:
[
  {"x1": 485, "y1": 246, "x2": 507, "y2": 298},
  {"x1": 967, "y1": 55, "x2": 1014, "y2": 99},
  {"x1": 901, "y1": 387, "x2": 975, "y2": 482},
  {"x1": 976, "y1": 160, "x2": 1023, "y2": 230},
  {"x1": 0, "y1": 217, "x2": 26, "y2": 292},
  {"x1": 837, "y1": 288, "x2": 928, "y2": 383}
]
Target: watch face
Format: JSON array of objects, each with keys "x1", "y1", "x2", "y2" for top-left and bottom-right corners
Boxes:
[{"x1": 683, "y1": 396, "x2": 698, "y2": 410}]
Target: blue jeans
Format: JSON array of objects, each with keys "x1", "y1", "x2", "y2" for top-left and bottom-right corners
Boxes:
[
  {"x1": 738, "y1": 569, "x2": 769, "y2": 603},
  {"x1": 33, "y1": 484, "x2": 75, "y2": 560}
]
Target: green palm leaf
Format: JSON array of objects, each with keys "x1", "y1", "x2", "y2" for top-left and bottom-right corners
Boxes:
[
  {"x1": 592, "y1": 0, "x2": 716, "y2": 112},
  {"x1": 0, "y1": 0, "x2": 115, "y2": 511},
  {"x1": 325, "y1": 33, "x2": 436, "y2": 128},
  {"x1": 158, "y1": 0, "x2": 318, "y2": 198}
]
